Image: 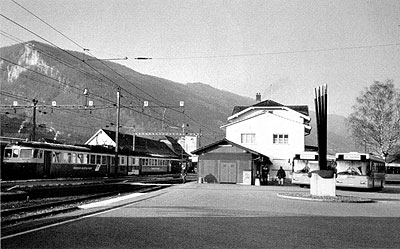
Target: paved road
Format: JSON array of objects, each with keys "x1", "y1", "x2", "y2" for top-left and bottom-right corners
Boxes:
[{"x1": 2, "y1": 183, "x2": 400, "y2": 248}]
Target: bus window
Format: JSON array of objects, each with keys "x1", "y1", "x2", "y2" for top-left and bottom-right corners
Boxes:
[{"x1": 102, "y1": 156, "x2": 107, "y2": 165}]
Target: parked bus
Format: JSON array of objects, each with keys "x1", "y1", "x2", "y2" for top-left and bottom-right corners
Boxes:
[
  {"x1": 335, "y1": 152, "x2": 385, "y2": 189},
  {"x1": 386, "y1": 163, "x2": 400, "y2": 183},
  {"x1": 291, "y1": 152, "x2": 335, "y2": 187}
]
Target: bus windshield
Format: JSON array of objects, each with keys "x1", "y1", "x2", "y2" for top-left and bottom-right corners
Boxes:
[
  {"x1": 336, "y1": 161, "x2": 368, "y2": 175},
  {"x1": 293, "y1": 160, "x2": 319, "y2": 173}
]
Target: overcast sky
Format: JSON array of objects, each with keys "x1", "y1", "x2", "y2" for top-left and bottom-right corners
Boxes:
[{"x1": 1, "y1": 0, "x2": 399, "y2": 116}]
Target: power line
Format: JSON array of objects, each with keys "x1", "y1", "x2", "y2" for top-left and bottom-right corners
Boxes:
[
  {"x1": 0, "y1": 10, "x2": 223, "y2": 138},
  {"x1": 149, "y1": 43, "x2": 400, "y2": 60}
]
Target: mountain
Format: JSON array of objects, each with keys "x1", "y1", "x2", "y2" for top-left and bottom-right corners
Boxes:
[{"x1": 0, "y1": 41, "x2": 360, "y2": 153}]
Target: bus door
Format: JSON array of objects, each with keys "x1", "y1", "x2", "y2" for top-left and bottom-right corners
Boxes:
[{"x1": 43, "y1": 151, "x2": 52, "y2": 177}]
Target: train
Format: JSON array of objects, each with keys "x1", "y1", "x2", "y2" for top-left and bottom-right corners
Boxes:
[{"x1": 1, "y1": 140, "x2": 185, "y2": 180}]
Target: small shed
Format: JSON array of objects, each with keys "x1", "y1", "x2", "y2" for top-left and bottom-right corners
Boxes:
[{"x1": 192, "y1": 139, "x2": 271, "y2": 185}]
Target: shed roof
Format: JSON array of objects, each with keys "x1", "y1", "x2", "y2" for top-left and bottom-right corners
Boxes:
[{"x1": 192, "y1": 138, "x2": 270, "y2": 161}]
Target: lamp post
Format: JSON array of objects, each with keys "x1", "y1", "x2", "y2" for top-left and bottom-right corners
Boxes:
[
  {"x1": 115, "y1": 90, "x2": 120, "y2": 178},
  {"x1": 31, "y1": 99, "x2": 38, "y2": 141}
]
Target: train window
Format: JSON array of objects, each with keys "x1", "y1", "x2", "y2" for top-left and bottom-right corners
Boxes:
[
  {"x1": 89, "y1": 154, "x2": 95, "y2": 164},
  {"x1": 13, "y1": 149, "x2": 19, "y2": 158},
  {"x1": 63, "y1": 153, "x2": 72, "y2": 163},
  {"x1": 72, "y1": 153, "x2": 77, "y2": 163},
  {"x1": 96, "y1": 155, "x2": 101, "y2": 164},
  {"x1": 53, "y1": 152, "x2": 61, "y2": 163},
  {"x1": 77, "y1": 154, "x2": 83, "y2": 164},
  {"x1": 20, "y1": 149, "x2": 33, "y2": 158},
  {"x1": 33, "y1": 149, "x2": 43, "y2": 159},
  {"x1": 101, "y1": 156, "x2": 107, "y2": 164},
  {"x1": 4, "y1": 149, "x2": 12, "y2": 158},
  {"x1": 120, "y1": 156, "x2": 125, "y2": 165}
]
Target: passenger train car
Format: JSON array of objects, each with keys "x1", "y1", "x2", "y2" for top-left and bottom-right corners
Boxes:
[{"x1": 1, "y1": 141, "x2": 182, "y2": 180}]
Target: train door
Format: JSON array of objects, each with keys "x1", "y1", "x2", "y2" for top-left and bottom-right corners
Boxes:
[
  {"x1": 43, "y1": 151, "x2": 52, "y2": 177},
  {"x1": 106, "y1": 156, "x2": 112, "y2": 176}
]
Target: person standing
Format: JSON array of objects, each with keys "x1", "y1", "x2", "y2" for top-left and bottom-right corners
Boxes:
[
  {"x1": 276, "y1": 166, "x2": 286, "y2": 185},
  {"x1": 181, "y1": 163, "x2": 187, "y2": 184},
  {"x1": 261, "y1": 164, "x2": 269, "y2": 185}
]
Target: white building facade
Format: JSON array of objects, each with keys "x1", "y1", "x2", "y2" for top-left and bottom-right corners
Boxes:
[{"x1": 221, "y1": 100, "x2": 311, "y2": 176}]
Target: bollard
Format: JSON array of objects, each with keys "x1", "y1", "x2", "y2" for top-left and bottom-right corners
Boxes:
[
  {"x1": 255, "y1": 178, "x2": 260, "y2": 186},
  {"x1": 198, "y1": 177, "x2": 203, "y2": 183}
]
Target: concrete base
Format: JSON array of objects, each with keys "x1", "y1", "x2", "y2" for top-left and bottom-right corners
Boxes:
[{"x1": 310, "y1": 173, "x2": 336, "y2": 196}]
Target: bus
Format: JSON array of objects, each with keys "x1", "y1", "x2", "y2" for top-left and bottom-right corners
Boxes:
[
  {"x1": 335, "y1": 152, "x2": 385, "y2": 189},
  {"x1": 291, "y1": 152, "x2": 335, "y2": 187},
  {"x1": 386, "y1": 163, "x2": 400, "y2": 183}
]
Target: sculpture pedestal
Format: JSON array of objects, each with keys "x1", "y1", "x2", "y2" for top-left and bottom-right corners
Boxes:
[{"x1": 310, "y1": 171, "x2": 336, "y2": 197}]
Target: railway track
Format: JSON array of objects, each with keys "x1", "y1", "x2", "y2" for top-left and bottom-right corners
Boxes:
[{"x1": 1, "y1": 183, "x2": 171, "y2": 227}]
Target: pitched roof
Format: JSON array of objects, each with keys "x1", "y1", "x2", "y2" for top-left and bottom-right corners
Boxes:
[
  {"x1": 192, "y1": 138, "x2": 271, "y2": 162},
  {"x1": 101, "y1": 129, "x2": 185, "y2": 158},
  {"x1": 232, "y1": 99, "x2": 309, "y2": 116}
]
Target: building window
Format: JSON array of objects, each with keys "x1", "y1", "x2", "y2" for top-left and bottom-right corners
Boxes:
[
  {"x1": 273, "y1": 134, "x2": 289, "y2": 144},
  {"x1": 241, "y1": 133, "x2": 256, "y2": 144}
]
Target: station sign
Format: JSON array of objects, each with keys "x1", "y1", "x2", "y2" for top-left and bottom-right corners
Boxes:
[
  {"x1": 344, "y1": 154, "x2": 361, "y2": 160},
  {"x1": 300, "y1": 154, "x2": 317, "y2": 160}
]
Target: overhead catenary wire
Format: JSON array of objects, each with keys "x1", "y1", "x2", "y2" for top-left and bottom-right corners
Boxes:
[
  {"x1": 0, "y1": 6, "x2": 224, "y2": 138},
  {"x1": 3, "y1": 2, "x2": 223, "y2": 134}
]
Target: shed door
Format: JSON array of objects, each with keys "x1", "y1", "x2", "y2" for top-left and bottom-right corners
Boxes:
[{"x1": 220, "y1": 162, "x2": 237, "y2": 183}]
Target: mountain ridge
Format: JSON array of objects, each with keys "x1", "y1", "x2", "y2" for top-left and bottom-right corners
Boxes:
[{"x1": 0, "y1": 41, "x2": 359, "y2": 153}]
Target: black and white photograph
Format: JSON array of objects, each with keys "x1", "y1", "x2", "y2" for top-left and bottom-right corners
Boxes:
[{"x1": 1, "y1": 0, "x2": 399, "y2": 248}]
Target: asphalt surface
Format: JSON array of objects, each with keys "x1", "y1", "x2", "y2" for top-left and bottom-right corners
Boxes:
[{"x1": 2, "y1": 182, "x2": 400, "y2": 249}]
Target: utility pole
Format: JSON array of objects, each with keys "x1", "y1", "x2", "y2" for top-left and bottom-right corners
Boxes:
[
  {"x1": 115, "y1": 90, "x2": 120, "y2": 177},
  {"x1": 31, "y1": 99, "x2": 38, "y2": 141}
]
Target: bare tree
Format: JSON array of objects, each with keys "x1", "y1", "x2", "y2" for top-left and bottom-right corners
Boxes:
[{"x1": 347, "y1": 80, "x2": 400, "y2": 160}]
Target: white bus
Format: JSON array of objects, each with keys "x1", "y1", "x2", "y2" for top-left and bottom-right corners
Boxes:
[
  {"x1": 291, "y1": 152, "x2": 335, "y2": 187},
  {"x1": 386, "y1": 163, "x2": 400, "y2": 183},
  {"x1": 335, "y1": 152, "x2": 385, "y2": 189}
]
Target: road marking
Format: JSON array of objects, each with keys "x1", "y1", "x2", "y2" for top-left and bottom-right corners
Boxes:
[{"x1": 78, "y1": 193, "x2": 146, "y2": 209}]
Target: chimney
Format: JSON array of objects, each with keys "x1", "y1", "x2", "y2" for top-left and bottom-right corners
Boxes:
[{"x1": 256, "y1": 93, "x2": 261, "y2": 102}]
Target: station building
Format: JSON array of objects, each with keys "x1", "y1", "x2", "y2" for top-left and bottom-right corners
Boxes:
[{"x1": 194, "y1": 95, "x2": 311, "y2": 185}]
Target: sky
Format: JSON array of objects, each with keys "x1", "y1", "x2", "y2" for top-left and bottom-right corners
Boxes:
[{"x1": 1, "y1": 0, "x2": 399, "y2": 116}]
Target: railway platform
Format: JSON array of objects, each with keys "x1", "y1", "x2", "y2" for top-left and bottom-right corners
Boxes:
[{"x1": 0, "y1": 173, "x2": 184, "y2": 202}]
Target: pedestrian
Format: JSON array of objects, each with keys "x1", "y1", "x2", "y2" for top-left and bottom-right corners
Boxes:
[
  {"x1": 276, "y1": 166, "x2": 286, "y2": 185},
  {"x1": 181, "y1": 163, "x2": 187, "y2": 184},
  {"x1": 261, "y1": 164, "x2": 269, "y2": 185}
]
